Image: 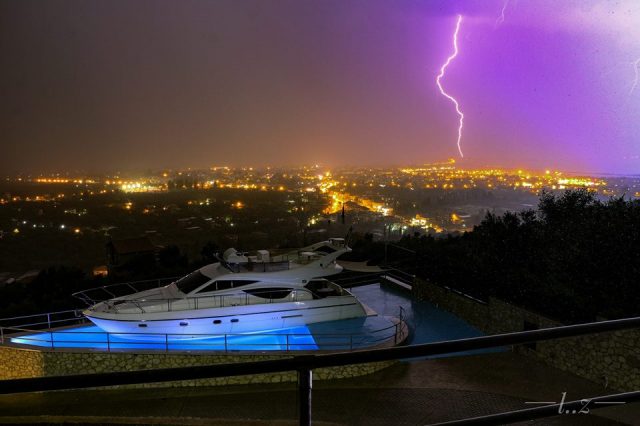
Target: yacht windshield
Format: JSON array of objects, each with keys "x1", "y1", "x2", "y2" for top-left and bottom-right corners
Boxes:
[
  {"x1": 195, "y1": 280, "x2": 259, "y2": 293},
  {"x1": 175, "y1": 271, "x2": 211, "y2": 294},
  {"x1": 314, "y1": 245, "x2": 337, "y2": 254}
]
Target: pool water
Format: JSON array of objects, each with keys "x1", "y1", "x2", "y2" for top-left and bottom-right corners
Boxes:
[
  {"x1": 350, "y1": 284, "x2": 502, "y2": 358},
  {"x1": 10, "y1": 283, "x2": 501, "y2": 356}
]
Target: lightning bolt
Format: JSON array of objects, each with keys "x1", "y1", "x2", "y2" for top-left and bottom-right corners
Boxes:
[
  {"x1": 495, "y1": 0, "x2": 509, "y2": 28},
  {"x1": 436, "y1": 14, "x2": 464, "y2": 158},
  {"x1": 630, "y1": 58, "x2": 640, "y2": 95}
]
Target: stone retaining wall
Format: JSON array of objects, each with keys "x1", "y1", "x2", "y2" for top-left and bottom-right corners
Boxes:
[
  {"x1": 413, "y1": 278, "x2": 640, "y2": 391},
  {"x1": 0, "y1": 347, "x2": 394, "y2": 388},
  {"x1": 0, "y1": 346, "x2": 44, "y2": 379}
]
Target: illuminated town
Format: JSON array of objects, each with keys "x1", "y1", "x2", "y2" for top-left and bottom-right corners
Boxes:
[{"x1": 2, "y1": 161, "x2": 637, "y2": 250}]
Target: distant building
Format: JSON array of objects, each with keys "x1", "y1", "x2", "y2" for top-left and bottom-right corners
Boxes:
[
  {"x1": 106, "y1": 236, "x2": 160, "y2": 276},
  {"x1": 0, "y1": 272, "x2": 13, "y2": 287},
  {"x1": 177, "y1": 217, "x2": 197, "y2": 228},
  {"x1": 92, "y1": 265, "x2": 109, "y2": 277}
]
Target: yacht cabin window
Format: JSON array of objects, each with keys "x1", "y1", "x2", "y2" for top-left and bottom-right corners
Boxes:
[{"x1": 244, "y1": 288, "x2": 293, "y2": 300}]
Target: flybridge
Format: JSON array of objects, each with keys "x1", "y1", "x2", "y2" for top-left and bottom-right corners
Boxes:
[
  {"x1": 220, "y1": 237, "x2": 347, "y2": 268},
  {"x1": 209, "y1": 238, "x2": 350, "y2": 278}
]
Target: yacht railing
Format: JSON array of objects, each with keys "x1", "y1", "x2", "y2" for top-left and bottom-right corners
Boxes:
[
  {"x1": 222, "y1": 247, "x2": 336, "y2": 273},
  {"x1": 95, "y1": 287, "x2": 340, "y2": 315},
  {"x1": 72, "y1": 276, "x2": 181, "y2": 306},
  {"x1": 224, "y1": 259, "x2": 291, "y2": 273}
]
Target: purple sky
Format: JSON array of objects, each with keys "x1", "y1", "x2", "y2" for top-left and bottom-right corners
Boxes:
[{"x1": 1, "y1": 0, "x2": 639, "y2": 174}]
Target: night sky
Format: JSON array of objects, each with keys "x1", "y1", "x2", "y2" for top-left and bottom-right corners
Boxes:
[{"x1": 1, "y1": 0, "x2": 639, "y2": 174}]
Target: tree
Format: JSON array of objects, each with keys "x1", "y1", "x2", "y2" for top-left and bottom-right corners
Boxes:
[
  {"x1": 407, "y1": 190, "x2": 640, "y2": 322},
  {"x1": 158, "y1": 245, "x2": 188, "y2": 269}
]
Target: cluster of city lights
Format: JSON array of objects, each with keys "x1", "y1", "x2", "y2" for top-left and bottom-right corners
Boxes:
[{"x1": 2, "y1": 165, "x2": 637, "y2": 239}]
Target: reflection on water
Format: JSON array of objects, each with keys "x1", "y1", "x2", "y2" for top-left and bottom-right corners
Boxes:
[{"x1": 351, "y1": 283, "x2": 503, "y2": 358}]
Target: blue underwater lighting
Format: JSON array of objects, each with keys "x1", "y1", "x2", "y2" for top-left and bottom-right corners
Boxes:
[
  {"x1": 9, "y1": 315, "x2": 401, "y2": 352},
  {"x1": 10, "y1": 325, "x2": 319, "y2": 351},
  {"x1": 9, "y1": 314, "x2": 402, "y2": 352}
]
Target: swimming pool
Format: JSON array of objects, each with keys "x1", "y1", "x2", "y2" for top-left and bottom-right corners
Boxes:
[{"x1": 350, "y1": 283, "x2": 501, "y2": 358}]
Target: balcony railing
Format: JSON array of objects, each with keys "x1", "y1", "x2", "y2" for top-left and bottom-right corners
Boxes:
[{"x1": 1, "y1": 315, "x2": 639, "y2": 425}]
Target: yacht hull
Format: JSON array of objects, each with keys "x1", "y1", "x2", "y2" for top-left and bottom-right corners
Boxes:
[{"x1": 84, "y1": 296, "x2": 367, "y2": 339}]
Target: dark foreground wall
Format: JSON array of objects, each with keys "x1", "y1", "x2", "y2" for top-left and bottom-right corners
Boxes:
[{"x1": 412, "y1": 278, "x2": 640, "y2": 391}]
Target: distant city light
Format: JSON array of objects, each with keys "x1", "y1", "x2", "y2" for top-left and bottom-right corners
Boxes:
[{"x1": 3, "y1": 164, "x2": 633, "y2": 241}]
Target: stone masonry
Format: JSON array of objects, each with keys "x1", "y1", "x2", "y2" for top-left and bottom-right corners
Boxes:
[{"x1": 412, "y1": 277, "x2": 640, "y2": 391}]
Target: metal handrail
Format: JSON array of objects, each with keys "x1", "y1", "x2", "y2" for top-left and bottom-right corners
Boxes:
[
  {"x1": 382, "y1": 268, "x2": 415, "y2": 283},
  {"x1": 0, "y1": 310, "x2": 86, "y2": 335},
  {"x1": 0, "y1": 309, "x2": 82, "y2": 323},
  {"x1": 1, "y1": 318, "x2": 82, "y2": 329},
  {"x1": 1, "y1": 310, "x2": 404, "y2": 353},
  {"x1": 6, "y1": 335, "x2": 392, "y2": 351},
  {"x1": 3, "y1": 323, "x2": 401, "y2": 339}
]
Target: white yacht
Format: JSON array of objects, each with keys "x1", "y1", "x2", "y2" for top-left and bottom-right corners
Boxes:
[
  {"x1": 79, "y1": 238, "x2": 368, "y2": 336},
  {"x1": 83, "y1": 278, "x2": 367, "y2": 336}
]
